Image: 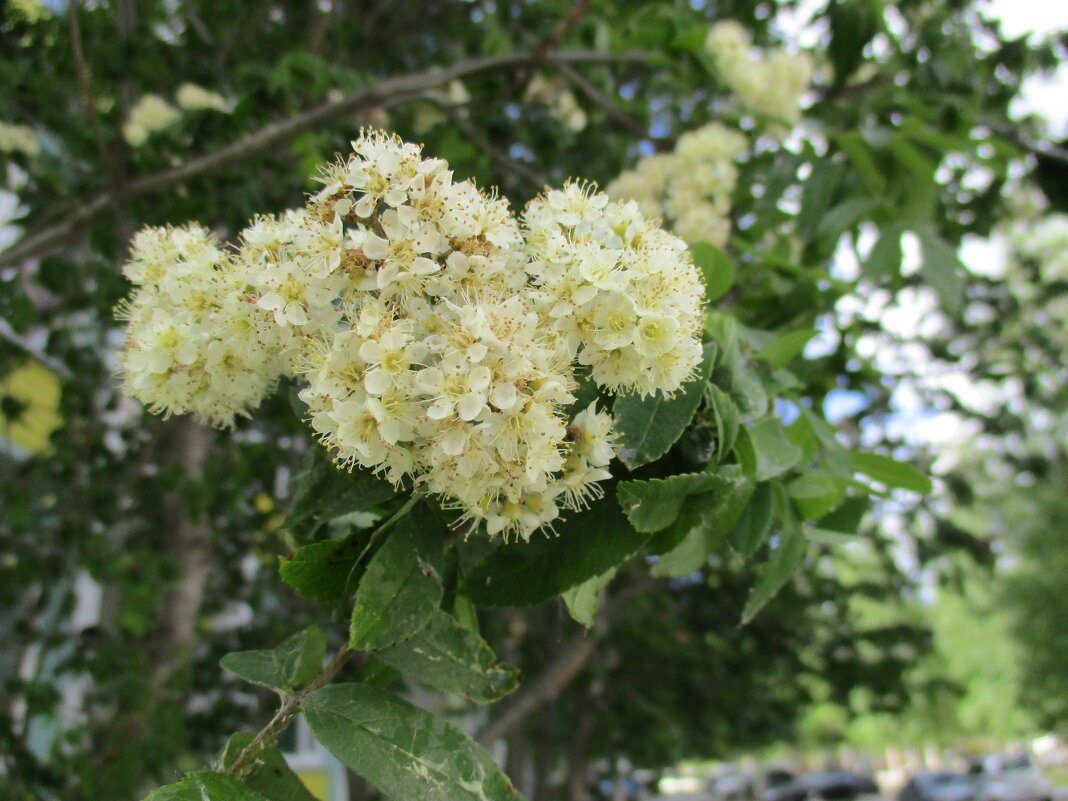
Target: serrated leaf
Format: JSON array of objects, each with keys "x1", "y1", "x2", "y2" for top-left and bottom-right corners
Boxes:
[
  {"x1": 375, "y1": 609, "x2": 519, "y2": 703},
  {"x1": 741, "y1": 512, "x2": 808, "y2": 624},
  {"x1": 142, "y1": 772, "x2": 271, "y2": 801},
  {"x1": 219, "y1": 734, "x2": 319, "y2": 801},
  {"x1": 304, "y1": 684, "x2": 526, "y2": 801},
  {"x1": 729, "y1": 481, "x2": 775, "y2": 557},
  {"x1": 707, "y1": 384, "x2": 740, "y2": 463},
  {"x1": 562, "y1": 567, "x2": 617, "y2": 627},
  {"x1": 755, "y1": 329, "x2": 816, "y2": 370},
  {"x1": 279, "y1": 534, "x2": 369, "y2": 603},
  {"x1": 651, "y1": 469, "x2": 755, "y2": 577},
  {"x1": 850, "y1": 450, "x2": 932, "y2": 494},
  {"x1": 617, "y1": 472, "x2": 724, "y2": 533},
  {"x1": 917, "y1": 230, "x2": 965, "y2": 315},
  {"x1": 462, "y1": 493, "x2": 647, "y2": 607},
  {"x1": 690, "y1": 241, "x2": 735, "y2": 302},
  {"x1": 748, "y1": 419, "x2": 804, "y2": 481},
  {"x1": 613, "y1": 343, "x2": 715, "y2": 468},
  {"x1": 287, "y1": 448, "x2": 398, "y2": 538},
  {"x1": 787, "y1": 473, "x2": 849, "y2": 521},
  {"x1": 220, "y1": 627, "x2": 327, "y2": 693},
  {"x1": 350, "y1": 505, "x2": 444, "y2": 650}
]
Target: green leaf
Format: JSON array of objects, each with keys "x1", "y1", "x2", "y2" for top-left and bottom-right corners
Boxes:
[
  {"x1": 613, "y1": 343, "x2": 715, "y2": 468},
  {"x1": 741, "y1": 511, "x2": 808, "y2": 624},
  {"x1": 816, "y1": 196, "x2": 881, "y2": 240},
  {"x1": 690, "y1": 241, "x2": 735, "y2": 302},
  {"x1": 304, "y1": 684, "x2": 525, "y2": 801},
  {"x1": 617, "y1": 472, "x2": 724, "y2": 533},
  {"x1": 287, "y1": 448, "x2": 397, "y2": 538},
  {"x1": 651, "y1": 469, "x2": 755, "y2": 577},
  {"x1": 142, "y1": 772, "x2": 271, "y2": 801},
  {"x1": 350, "y1": 505, "x2": 444, "y2": 650},
  {"x1": 733, "y1": 425, "x2": 759, "y2": 478},
  {"x1": 787, "y1": 473, "x2": 849, "y2": 521},
  {"x1": 729, "y1": 481, "x2": 774, "y2": 557},
  {"x1": 707, "y1": 384, "x2": 740, "y2": 463},
  {"x1": 850, "y1": 450, "x2": 932, "y2": 494},
  {"x1": 748, "y1": 419, "x2": 804, "y2": 481},
  {"x1": 816, "y1": 495, "x2": 871, "y2": 534},
  {"x1": 562, "y1": 567, "x2": 617, "y2": 627},
  {"x1": 220, "y1": 627, "x2": 326, "y2": 693},
  {"x1": 279, "y1": 533, "x2": 369, "y2": 603},
  {"x1": 798, "y1": 161, "x2": 844, "y2": 242},
  {"x1": 864, "y1": 226, "x2": 902, "y2": 282},
  {"x1": 755, "y1": 330, "x2": 816, "y2": 370},
  {"x1": 375, "y1": 609, "x2": 519, "y2": 703},
  {"x1": 219, "y1": 733, "x2": 319, "y2": 801},
  {"x1": 917, "y1": 230, "x2": 965, "y2": 315},
  {"x1": 837, "y1": 132, "x2": 887, "y2": 195},
  {"x1": 462, "y1": 493, "x2": 647, "y2": 607}
]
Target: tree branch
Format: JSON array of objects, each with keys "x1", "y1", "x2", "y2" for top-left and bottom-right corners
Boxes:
[
  {"x1": 474, "y1": 575, "x2": 656, "y2": 747},
  {"x1": 419, "y1": 96, "x2": 548, "y2": 191},
  {"x1": 0, "y1": 48, "x2": 646, "y2": 268}
]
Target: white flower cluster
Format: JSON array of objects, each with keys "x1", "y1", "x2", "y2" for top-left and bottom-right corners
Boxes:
[
  {"x1": 117, "y1": 225, "x2": 283, "y2": 425},
  {"x1": 523, "y1": 183, "x2": 705, "y2": 394},
  {"x1": 0, "y1": 122, "x2": 41, "y2": 158},
  {"x1": 705, "y1": 20, "x2": 812, "y2": 125},
  {"x1": 123, "y1": 85, "x2": 235, "y2": 146},
  {"x1": 117, "y1": 131, "x2": 705, "y2": 540},
  {"x1": 525, "y1": 74, "x2": 587, "y2": 133},
  {"x1": 122, "y1": 94, "x2": 182, "y2": 147},
  {"x1": 606, "y1": 122, "x2": 747, "y2": 246}
]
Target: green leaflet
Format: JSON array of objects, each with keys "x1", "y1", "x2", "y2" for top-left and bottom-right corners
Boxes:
[
  {"x1": 219, "y1": 733, "x2": 319, "y2": 801},
  {"x1": 375, "y1": 609, "x2": 519, "y2": 703},
  {"x1": 562, "y1": 567, "x2": 617, "y2": 628},
  {"x1": 462, "y1": 493, "x2": 647, "y2": 607},
  {"x1": 350, "y1": 504, "x2": 445, "y2": 651},
  {"x1": 617, "y1": 472, "x2": 726, "y2": 533},
  {"x1": 304, "y1": 684, "x2": 526, "y2": 801},
  {"x1": 286, "y1": 448, "x2": 397, "y2": 538},
  {"x1": 690, "y1": 240, "x2": 735, "y2": 302},
  {"x1": 219, "y1": 626, "x2": 326, "y2": 693},
  {"x1": 748, "y1": 418, "x2": 804, "y2": 481},
  {"x1": 850, "y1": 450, "x2": 933, "y2": 494},
  {"x1": 142, "y1": 772, "x2": 271, "y2": 801},
  {"x1": 741, "y1": 501, "x2": 809, "y2": 624},
  {"x1": 279, "y1": 533, "x2": 369, "y2": 603},
  {"x1": 613, "y1": 342, "x2": 715, "y2": 468}
]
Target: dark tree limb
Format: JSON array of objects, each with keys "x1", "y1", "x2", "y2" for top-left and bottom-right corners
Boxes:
[{"x1": 0, "y1": 48, "x2": 646, "y2": 268}]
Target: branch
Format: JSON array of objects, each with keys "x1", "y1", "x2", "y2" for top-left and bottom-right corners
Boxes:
[
  {"x1": 222, "y1": 646, "x2": 358, "y2": 780},
  {"x1": 0, "y1": 48, "x2": 646, "y2": 268},
  {"x1": 419, "y1": 96, "x2": 548, "y2": 191},
  {"x1": 474, "y1": 575, "x2": 656, "y2": 747},
  {"x1": 552, "y1": 60, "x2": 649, "y2": 141}
]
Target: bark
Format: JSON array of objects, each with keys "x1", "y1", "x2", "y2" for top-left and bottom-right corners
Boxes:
[
  {"x1": 566, "y1": 685, "x2": 599, "y2": 801},
  {"x1": 147, "y1": 417, "x2": 212, "y2": 696}
]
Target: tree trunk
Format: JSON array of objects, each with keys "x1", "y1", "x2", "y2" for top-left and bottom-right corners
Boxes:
[{"x1": 566, "y1": 685, "x2": 598, "y2": 801}]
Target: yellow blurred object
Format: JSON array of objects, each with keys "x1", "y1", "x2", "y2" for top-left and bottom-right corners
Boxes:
[
  {"x1": 0, "y1": 360, "x2": 62, "y2": 455},
  {"x1": 296, "y1": 769, "x2": 329, "y2": 800}
]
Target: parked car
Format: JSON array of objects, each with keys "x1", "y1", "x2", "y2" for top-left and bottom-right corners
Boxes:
[
  {"x1": 967, "y1": 755, "x2": 1053, "y2": 801},
  {"x1": 765, "y1": 771, "x2": 880, "y2": 801},
  {"x1": 899, "y1": 772, "x2": 978, "y2": 801},
  {"x1": 708, "y1": 767, "x2": 798, "y2": 801}
]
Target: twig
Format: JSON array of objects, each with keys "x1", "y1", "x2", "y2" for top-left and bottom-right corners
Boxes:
[
  {"x1": 0, "y1": 318, "x2": 72, "y2": 378},
  {"x1": 419, "y1": 96, "x2": 548, "y2": 191},
  {"x1": 68, "y1": 0, "x2": 121, "y2": 183},
  {"x1": 222, "y1": 645, "x2": 358, "y2": 780},
  {"x1": 552, "y1": 60, "x2": 649, "y2": 141},
  {"x1": 505, "y1": 0, "x2": 591, "y2": 96},
  {"x1": 0, "y1": 48, "x2": 647, "y2": 269}
]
